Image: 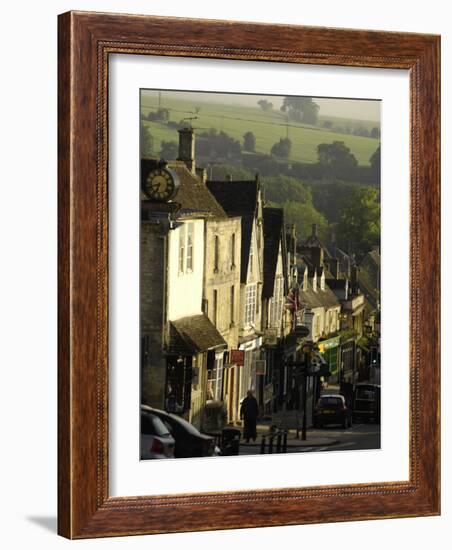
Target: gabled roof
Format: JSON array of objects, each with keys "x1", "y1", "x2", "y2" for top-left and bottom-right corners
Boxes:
[
  {"x1": 296, "y1": 259, "x2": 341, "y2": 310},
  {"x1": 298, "y1": 284, "x2": 341, "y2": 310},
  {"x1": 300, "y1": 227, "x2": 332, "y2": 258},
  {"x1": 141, "y1": 159, "x2": 227, "y2": 220},
  {"x1": 167, "y1": 314, "x2": 227, "y2": 355},
  {"x1": 206, "y1": 180, "x2": 259, "y2": 218},
  {"x1": 262, "y1": 208, "x2": 287, "y2": 298},
  {"x1": 207, "y1": 179, "x2": 260, "y2": 283}
]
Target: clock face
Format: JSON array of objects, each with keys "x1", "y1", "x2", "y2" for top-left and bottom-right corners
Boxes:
[{"x1": 144, "y1": 168, "x2": 177, "y2": 201}]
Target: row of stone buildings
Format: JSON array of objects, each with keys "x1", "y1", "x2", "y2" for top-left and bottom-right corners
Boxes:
[{"x1": 140, "y1": 128, "x2": 380, "y2": 431}]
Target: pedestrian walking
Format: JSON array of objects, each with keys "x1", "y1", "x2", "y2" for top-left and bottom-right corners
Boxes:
[{"x1": 240, "y1": 390, "x2": 259, "y2": 443}]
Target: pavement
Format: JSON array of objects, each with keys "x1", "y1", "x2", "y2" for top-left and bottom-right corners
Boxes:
[{"x1": 237, "y1": 410, "x2": 340, "y2": 449}]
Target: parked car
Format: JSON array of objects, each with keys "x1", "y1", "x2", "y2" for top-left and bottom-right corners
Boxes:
[
  {"x1": 353, "y1": 383, "x2": 381, "y2": 423},
  {"x1": 140, "y1": 406, "x2": 175, "y2": 459},
  {"x1": 144, "y1": 405, "x2": 218, "y2": 458},
  {"x1": 313, "y1": 394, "x2": 352, "y2": 429}
]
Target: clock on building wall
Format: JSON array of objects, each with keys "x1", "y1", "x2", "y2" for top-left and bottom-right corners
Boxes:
[{"x1": 143, "y1": 164, "x2": 180, "y2": 202}]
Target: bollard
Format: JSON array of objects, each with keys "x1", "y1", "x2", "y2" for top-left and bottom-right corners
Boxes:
[
  {"x1": 260, "y1": 436, "x2": 266, "y2": 454},
  {"x1": 268, "y1": 435, "x2": 274, "y2": 454},
  {"x1": 282, "y1": 431, "x2": 288, "y2": 453},
  {"x1": 276, "y1": 432, "x2": 282, "y2": 453}
]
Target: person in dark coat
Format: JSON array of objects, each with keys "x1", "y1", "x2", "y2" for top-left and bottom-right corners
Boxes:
[{"x1": 240, "y1": 390, "x2": 259, "y2": 442}]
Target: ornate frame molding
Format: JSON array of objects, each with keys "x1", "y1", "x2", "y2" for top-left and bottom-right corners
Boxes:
[{"x1": 58, "y1": 11, "x2": 440, "y2": 538}]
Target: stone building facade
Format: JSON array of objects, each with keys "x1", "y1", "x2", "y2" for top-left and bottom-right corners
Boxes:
[{"x1": 207, "y1": 176, "x2": 265, "y2": 410}]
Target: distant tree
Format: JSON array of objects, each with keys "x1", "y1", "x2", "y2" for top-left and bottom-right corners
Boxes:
[
  {"x1": 147, "y1": 108, "x2": 170, "y2": 122},
  {"x1": 196, "y1": 129, "x2": 242, "y2": 160},
  {"x1": 369, "y1": 144, "x2": 381, "y2": 183},
  {"x1": 370, "y1": 126, "x2": 381, "y2": 139},
  {"x1": 279, "y1": 200, "x2": 329, "y2": 242},
  {"x1": 322, "y1": 120, "x2": 333, "y2": 129},
  {"x1": 160, "y1": 140, "x2": 178, "y2": 159},
  {"x1": 280, "y1": 96, "x2": 320, "y2": 125},
  {"x1": 308, "y1": 181, "x2": 360, "y2": 225},
  {"x1": 337, "y1": 187, "x2": 380, "y2": 258},
  {"x1": 262, "y1": 175, "x2": 312, "y2": 204},
  {"x1": 271, "y1": 137, "x2": 292, "y2": 159},
  {"x1": 140, "y1": 125, "x2": 154, "y2": 158},
  {"x1": 317, "y1": 141, "x2": 358, "y2": 178},
  {"x1": 257, "y1": 99, "x2": 273, "y2": 112},
  {"x1": 243, "y1": 131, "x2": 256, "y2": 152},
  {"x1": 353, "y1": 126, "x2": 370, "y2": 138}
]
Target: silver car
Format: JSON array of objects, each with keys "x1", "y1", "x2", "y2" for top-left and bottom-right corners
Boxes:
[{"x1": 141, "y1": 407, "x2": 175, "y2": 459}]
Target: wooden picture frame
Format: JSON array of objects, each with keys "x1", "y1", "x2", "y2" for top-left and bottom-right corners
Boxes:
[{"x1": 58, "y1": 11, "x2": 440, "y2": 539}]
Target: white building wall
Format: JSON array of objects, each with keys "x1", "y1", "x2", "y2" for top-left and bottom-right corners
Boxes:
[{"x1": 167, "y1": 219, "x2": 205, "y2": 321}]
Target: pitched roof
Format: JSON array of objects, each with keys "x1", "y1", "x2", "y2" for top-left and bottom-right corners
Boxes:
[
  {"x1": 206, "y1": 180, "x2": 259, "y2": 218},
  {"x1": 141, "y1": 159, "x2": 227, "y2": 220},
  {"x1": 207, "y1": 179, "x2": 260, "y2": 283},
  {"x1": 296, "y1": 260, "x2": 341, "y2": 310},
  {"x1": 262, "y1": 208, "x2": 287, "y2": 298},
  {"x1": 167, "y1": 314, "x2": 227, "y2": 355},
  {"x1": 298, "y1": 284, "x2": 341, "y2": 310},
  {"x1": 300, "y1": 227, "x2": 332, "y2": 258}
]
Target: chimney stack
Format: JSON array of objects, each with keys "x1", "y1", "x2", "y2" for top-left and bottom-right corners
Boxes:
[
  {"x1": 177, "y1": 127, "x2": 196, "y2": 173},
  {"x1": 312, "y1": 223, "x2": 318, "y2": 237}
]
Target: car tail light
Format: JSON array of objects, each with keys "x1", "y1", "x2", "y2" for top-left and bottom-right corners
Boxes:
[{"x1": 150, "y1": 439, "x2": 164, "y2": 454}]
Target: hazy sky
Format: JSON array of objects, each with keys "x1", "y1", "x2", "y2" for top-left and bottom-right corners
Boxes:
[{"x1": 142, "y1": 89, "x2": 380, "y2": 122}]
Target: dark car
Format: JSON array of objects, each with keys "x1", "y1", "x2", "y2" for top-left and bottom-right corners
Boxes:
[
  {"x1": 313, "y1": 394, "x2": 352, "y2": 429},
  {"x1": 353, "y1": 384, "x2": 381, "y2": 423},
  {"x1": 143, "y1": 405, "x2": 217, "y2": 458},
  {"x1": 140, "y1": 406, "x2": 175, "y2": 459}
]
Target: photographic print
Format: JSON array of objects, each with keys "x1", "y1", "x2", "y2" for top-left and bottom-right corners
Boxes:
[
  {"x1": 140, "y1": 89, "x2": 381, "y2": 459},
  {"x1": 58, "y1": 12, "x2": 440, "y2": 537}
]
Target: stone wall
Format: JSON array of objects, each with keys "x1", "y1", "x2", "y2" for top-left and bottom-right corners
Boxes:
[
  {"x1": 203, "y1": 217, "x2": 242, "y2": 349},
  {"x1": 140, "y1": 222, "x2": 167, "y2": 408}
]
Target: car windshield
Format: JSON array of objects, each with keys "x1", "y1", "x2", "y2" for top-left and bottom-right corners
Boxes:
[
  {"x1": 141, "y1": 413, "x2": 171, "y2": 437},
  {"x1": 319, "y1": 397, "x2": 342, "y2": 408}
]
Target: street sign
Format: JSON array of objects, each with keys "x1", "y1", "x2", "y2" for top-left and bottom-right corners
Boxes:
[
  {"x1": 230, "y1": 349, "x2": 245, "y2": 366},
  {"x1": 294, "y1": 325, "x2": 310, "y2": 338}
]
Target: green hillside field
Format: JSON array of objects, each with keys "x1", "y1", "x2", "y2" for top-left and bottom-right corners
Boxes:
[{"x1": 140, "y1": 93, "x2": 380, "y2": 166}]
